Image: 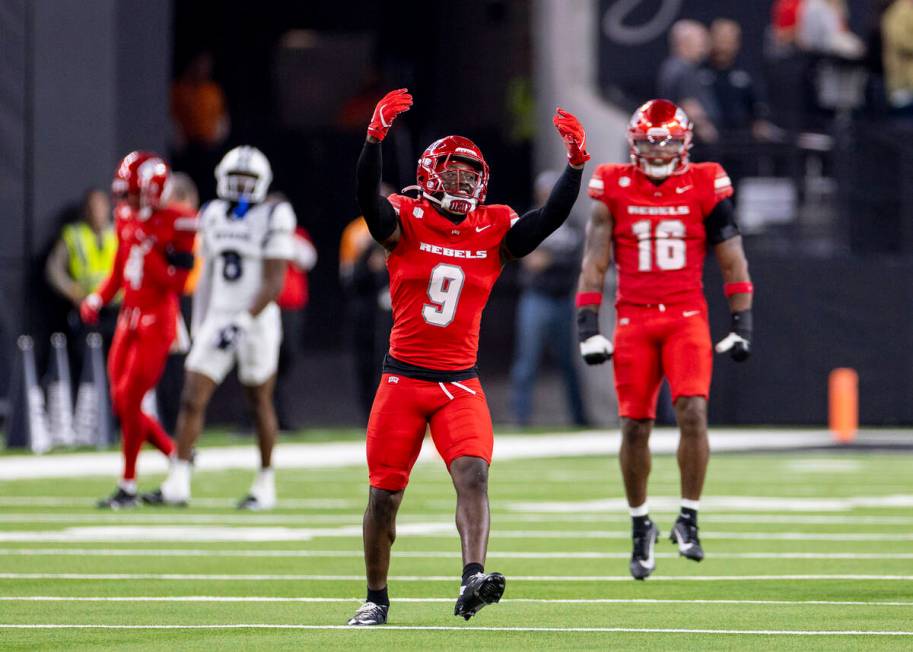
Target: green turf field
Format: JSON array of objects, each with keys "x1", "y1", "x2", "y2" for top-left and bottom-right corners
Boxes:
[{"x1": 1, "y1": 435, "x2": 912, "y2": 650}]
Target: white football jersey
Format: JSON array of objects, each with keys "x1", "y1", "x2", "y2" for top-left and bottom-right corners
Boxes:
[{"x1": 197, "y1": 199, "x2": 296, "y2": 315}]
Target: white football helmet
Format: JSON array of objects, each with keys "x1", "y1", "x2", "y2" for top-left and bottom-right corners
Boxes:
[{"x1": 215, "y1": 146, "x2": 273, "y2": 203}]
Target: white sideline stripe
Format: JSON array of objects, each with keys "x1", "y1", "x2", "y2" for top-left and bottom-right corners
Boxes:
[
  {"x1": 3, "y1": 548, "x2": 913, "y2": 561},
  {"x1": 4, "y1": 596, "x2": 913, "y2": 607},
  {"x1": 2, "y1": 525, "x2": 911, "y2": 543},
  {"x1": 0, "y1": 429, "x2": 847, "y2": 479},
  {"x1": 1, "y1": 573, "x2": 912, "y2": 582},
  {"x1": 2, "y1": 624, "x2": 912, "y2": 636}
]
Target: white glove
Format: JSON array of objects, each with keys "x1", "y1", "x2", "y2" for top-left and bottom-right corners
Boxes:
[
  {"x1": 214, "y1": 311, "x2": 253, "y2": 351},
  {"x1": 579, "y1": 334, "x2": 613, "y2": 365}
]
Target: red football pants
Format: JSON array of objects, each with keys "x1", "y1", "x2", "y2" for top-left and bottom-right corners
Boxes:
[
  {"x1": 612, "y1": 302, "x2": 713, "y2": 420},
  {"x1": 108, "y1": 308, "x2": 175, "y2": 481},
  {"x1": 366, "y1": 375, "x2": 493, "y2": 491}
]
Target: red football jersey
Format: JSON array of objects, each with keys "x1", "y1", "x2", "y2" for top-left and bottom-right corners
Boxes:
[
  {"x1": 385, "y1": 194, "x2": 517, "y2": 370},
  {"x1": 588, "y1": 162, "x2": 733, "y2": 306},
  {"x1": 97, "y1": 203, "x2": 197, "y2": 311}
]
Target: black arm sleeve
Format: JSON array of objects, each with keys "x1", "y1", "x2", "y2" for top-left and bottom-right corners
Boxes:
[
  {"x1": 355, "y1": 141, "x2": 399, "y2": 244},
  {"x1": 165, "y1": 247, "x2": 195, "y2": 270},
  {"x1": 704, "y1": 198, "x2": 740, "y2": 245},
  {"x1": 503, "y1": 164, "x2": 583, "y2": 259}
]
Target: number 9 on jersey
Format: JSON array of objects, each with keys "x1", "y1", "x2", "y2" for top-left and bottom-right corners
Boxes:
[{"x1": 422, "y1": 263, "x2": 465, "y2": 327}]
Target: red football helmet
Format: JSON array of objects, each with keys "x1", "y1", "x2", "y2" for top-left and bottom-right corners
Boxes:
[
  {"x1": 416, "y1": 136, "x2": 489, "y2": 215},
  {"x1": 628, "y1": 99, "x2": 693, "y2": 179},
  {"x1": 136, "y1": 156, "x2": 170, "y2": 214},
  {"x1": 111, "y1": 151, "x2": 158, "y2": 202}
]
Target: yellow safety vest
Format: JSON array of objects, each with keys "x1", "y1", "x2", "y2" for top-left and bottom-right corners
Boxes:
[{"x1": 61, "y1": 222, "x2": 117, "y2": 294}]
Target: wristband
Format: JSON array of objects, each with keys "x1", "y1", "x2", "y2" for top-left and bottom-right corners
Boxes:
[
  {"x1": 731, "y1": 309, "x2": 752, "y2": 338},
  {"x1": 575, "y1": 291, "x2": 603, "y2": 308},
  {"x1": 724, "y1": 281, "x2": 754, "y2": 298},
  {"x1": 577, "y1": 308, "x2": 600, "y2": 341}
]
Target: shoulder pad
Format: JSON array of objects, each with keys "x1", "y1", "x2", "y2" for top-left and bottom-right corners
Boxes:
[
  {"x1": 588, "y1": 163, "x2": 629, "y2": 200},
  {"x1": 386, "y1": 193, "x2": 408, "y2": 216}
]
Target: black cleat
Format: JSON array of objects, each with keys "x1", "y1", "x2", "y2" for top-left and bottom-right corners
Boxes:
[
  {"x1": 347, "y1": 601, "x2": 388, "y2": 626},
  {"x1": 96, "y1": 487, "x2": 138, "y2": 510},
  {"x1": 454, "y1": 572, "x2": 506, "y2": 620},
  {"x1": 629, "y1": 522, "x2": 659, "y2": 580},
  {"x1": 140, "y1": 489, "x2": 187, "y2": 508},
  {"x1": 669, "y1": 517, "x2": 704, "y2": 561},
  {"x1": 237, "y1": 494, "x2": 274, "y2": 511}
]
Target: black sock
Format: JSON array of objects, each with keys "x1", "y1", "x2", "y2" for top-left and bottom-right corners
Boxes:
[
  {"x1": 679, "y1": 507, "x2": 698, "y2": 525},
  {"x1": 366, "y1": 586, "x2": 389, "y2": 607},
  {"x1": 632, "y1": 515, "x2": 652, "y2": 531},
  {"x1": 462, "y1": 562, "x2": 484, "y2": 584}
]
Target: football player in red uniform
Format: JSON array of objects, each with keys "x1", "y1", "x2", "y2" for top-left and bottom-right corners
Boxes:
[
  {"x1": 577, "y1": 99, "x2": 753, "y2": 579},
  {"x1": 346, "y1": 89, "x2": 589, "y2": 626},
  {"x1": 81, "y1": 152, "x2": 197, "y2": 509}
]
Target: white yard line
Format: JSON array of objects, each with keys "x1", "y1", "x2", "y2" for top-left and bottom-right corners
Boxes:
[
  {"x1": 5, "y1": 511, "x2": 913, "y2": 526},
  {"x1": 2, "y1": 548, "x2": 913, "y2": 561},
  {"x1": 7, "y1": 512, "x2": 913, "y2": 526},
  {"x1": 1, "y1": 573, "x2": 911, "y2": 582},
  {"x1": 0, "y1": 497, "x2": 355, "y2": 509},
  {"x1": 1, "y1": 525, "x2": 911, "y2": 543},
  {"x1": 1, "y1": 624, "x2": 912, "y2": 636},
  {"x1": 0, "y1": 510, "x2": 913, "y2": 526},
  {"x1": 2, "y1": 596, "x2": 913, "y2": 607},
  {"x1": 0, "y1": 429, "x2": 847, "y2": 480},
  {"x1": 506, "y1": 494, "x2": 913, "y2": 513}
]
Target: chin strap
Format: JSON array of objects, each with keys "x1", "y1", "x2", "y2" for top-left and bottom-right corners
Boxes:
[{"x1": 421, "y1": 191, "x2": 477, "y2": 215}]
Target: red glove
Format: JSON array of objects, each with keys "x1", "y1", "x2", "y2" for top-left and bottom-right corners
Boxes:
[
  {"x1": 553, "y1": 107, "x2": 590, "y2": 167},
  {"x1": 367, "y1": 88, "x2": 413, "y2": 141},
  {"x1": 80, "y1": 293, "x2": 102, "y2": 325}
]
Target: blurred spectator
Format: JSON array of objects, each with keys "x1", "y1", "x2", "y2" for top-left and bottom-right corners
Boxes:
[
  {"x1": 45, "y1": 188, "x2": 118, "y2": 354},
  {"x1": 171, "y1": 52, "x2": 229, "y2": 151},
  {"x1": 167, "y1": 171, "x2": 200, "y2": 214},
  {"x1": 705, "y1": 19, "x2": 779, "y2": 141},
  {"x1": 340, "y1": 184, "x2": 394, "y2": 422},
  {"x1": 658, "y1": 20, "x2": 720, "y2": 143},
  {"x1": 171, "y1": 52, "x2": 229, "y2": 200},
  {"x1": 882, "y1": 0, "x2": 913, "y2": 116},
  {"x1": 796, "y1": 0, "x2": 865, "y2": 58},
  {"x1": 770, "y1": 0, "x2": 804, "y2": 54},
  {"x1": 275, "y1": 224, "x2": 318, "y2": 431},
  {"x1": 509, "y1": 171, "x2": 589, "y2": 428}
]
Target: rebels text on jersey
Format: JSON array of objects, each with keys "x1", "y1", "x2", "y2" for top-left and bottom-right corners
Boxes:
[
  {"x1": 588, "y1": 162, "x2": 733, "y2": 307},
  {"x1": 98, "y1": 203, "x2": 197, "y2": 311},
  {"x1": 385, "y1": 194, "x2": 518, "y2": 370}
]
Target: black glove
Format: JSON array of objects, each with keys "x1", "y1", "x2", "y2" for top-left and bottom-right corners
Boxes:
[
  {"x1": 715, "y1": 309, "x2": 752, "y2": 362},
  {"x1": 577, "y1": 309, "x2": 613, "y2": 365}
]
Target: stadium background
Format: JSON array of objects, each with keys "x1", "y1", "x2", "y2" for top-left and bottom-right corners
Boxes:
[{"x1": 0, "y1": 0, "x2": 909, "y2": 433}]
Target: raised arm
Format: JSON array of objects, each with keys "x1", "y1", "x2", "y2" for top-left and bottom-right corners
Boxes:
[
  {"x1": 575, "y1": 201, "x2": 615, "y2": 365},
  {"x1": 355, "y1": 88, "x2": 412, "y2": 250},
  {"x1": 502, "y1": 108, "x2": 589, "y2": 260}
]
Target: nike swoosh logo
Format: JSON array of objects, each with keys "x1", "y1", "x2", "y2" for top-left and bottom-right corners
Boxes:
[
  {"x1": 676, "y1": 185, "x2": 693, "y2": 194},
  {"x1": 683, "y1": 310, "x2": 700, "y2": 318},
  {"x1": 475, "y1": 225, "x2": 491, "y2": 232},
  {"x1": 674, "y1": 528, "x2": 694, "y2": 551},
  {"x1": 641, "y1": 539, "x2": 656, "y2": 569}
]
